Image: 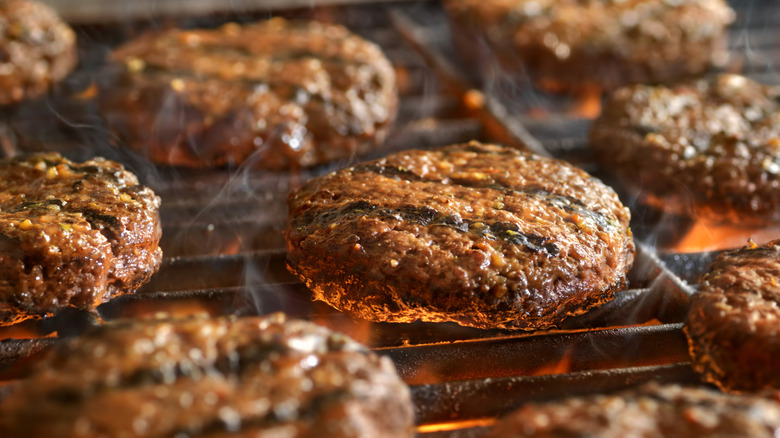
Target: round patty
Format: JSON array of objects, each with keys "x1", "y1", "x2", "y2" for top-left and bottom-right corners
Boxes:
[
  {"x1": 485, "y1": 383, "x2": 780, "y2": 437},
  {"x1": 285, "y1": 141, "x2": 635, "y2": 330},
  {"x1": 444, "y1": 0, "x2": 734, "y2": 92},
  {"x1": 98, "y1": 18, "x2": 397, "y2": 170},
  {"x1": 685, "y1": 240, "x2": 780, "y2": 393},
  {"x1": 0, "y1": 314, "x2": 415, "y2": 437},
  {"x1": 0, "y1": 0, "x2": 77, "y2": 105},
  {"x1": 0, "y1": 152, "x2": 162, "y2": 326},
  {"x1": 591, "y1": 74, "x2": 780, "y2": 223}
]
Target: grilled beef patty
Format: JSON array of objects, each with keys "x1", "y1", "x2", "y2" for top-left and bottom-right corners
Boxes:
[
  {"x1": 0, "y1": 314, "x2": 415, "y2": 437},
  {"x1": 591, "y1": 74, "x2": 780, "y2": 223},
  {"x1": 685, "y1": 240, "x2": 780, "y2": 393},
  {"x1": 0, "y1": 0, "x2": 77, "y2": 105},
  {"x1": 98, "y1": 18, "x2": 397, "y2": 170},
  {"x1": 485, "y1": 383, "x2": 780, "y2": 437},
  {"x1": 444, "y1": 0, "x2": 733, "y2": 92},
  {"x1": 285, "y1": 141, "x2": 635, "y2": 330},
  {"x1": 0, "y1": 153, "x2": 161, "y2": 326}
]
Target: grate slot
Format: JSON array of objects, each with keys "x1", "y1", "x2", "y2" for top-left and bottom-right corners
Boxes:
[
  {"x1": 411, "y1": 363, "x2": 700, "y2": 425},
  {"x1": 382, "y1": 323, "x2": 690, "y2": 386}
]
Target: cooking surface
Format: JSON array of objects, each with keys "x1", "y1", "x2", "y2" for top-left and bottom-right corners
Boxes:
[{"x1": 1, "y1": 1, "x2": 778, "y2": 436}]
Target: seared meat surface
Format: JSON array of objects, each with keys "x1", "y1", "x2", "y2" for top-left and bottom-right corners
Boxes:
[{"x1": 0, "y1": 153, "x2": 161, "y2": 325}]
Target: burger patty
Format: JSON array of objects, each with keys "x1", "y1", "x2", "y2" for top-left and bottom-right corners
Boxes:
[
  {"x1": 685, "y1": 240, "x2": 780, "y2": 393},
  {"x1": 590, "y1": 74, "x2": 780, "y2": 223},
  {"x1": 0, "y1": 152, "x2": 162, "y2": 326},
  {"x1": 98, "y1": 18, "x2": 397, "y2": 170},
  {"x1": 485, "y1": 383, "x2": 780, "y2": 437},
  {"x1": 444, "y1": 0, "x2": 734, "y2": 92},
  {"x1": 0, "y1": 314, "x2": 415, "y2": 438},
  {"x1": 285, "y1": 141, "x2": 635, "y2": 330},
  {"x1": 0, "y1": 0, "x2": 77, "y2": 105}
]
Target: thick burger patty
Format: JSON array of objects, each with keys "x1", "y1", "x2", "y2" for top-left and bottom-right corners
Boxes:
[
  {"x1": 0, "y1": 314, "x2": 415, "y2": 437},
  {"x1": 99, "y1": 18, "x2": 397, "y2": 170},
  {"x1": 685, "y1": 240, "x2": 780, "y2": 393},
  {"x1": 485, "y1": 383, "x2": 780, "y2": 437},
  {"x1": 285, "y1": 141, "x2": 635, "y2": 330},
  {"x1": 0, "y1": 153, "x2": 161, "y2": 326},
  {"x1": 590, "y1": 74, "x2": 780, "y2": 223},
  {"x1": 444, "y1": 0, "x2": 733, "y2": 92},
  {"x1": 0, "y1": 0, "x2": 77, "y2": 105}
]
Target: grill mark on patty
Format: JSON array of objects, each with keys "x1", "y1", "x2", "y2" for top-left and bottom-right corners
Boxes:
[
  {"x1": 43, "y1": 347, "x2": 370, "y2": 436},
  {"x1": 45, "y1": 336, "x2": 366, "y2": 404},
  {"x1": 67, "y1": 165, "x2": 125, "y2": 186},
  {"x1": 191, "y1": 389, "x2": 352, "y2": 436},
  {"x1": 124, "y1": 44, "x2": 383, "y2": 93},
  {"x1": 70, "y1": 164, "x2": 101, "y2": 174},
  {"x1": 527, "y1": 187, "x2": 617, "y2": 230},
  {"x1": 129, "y1": 61, "x2": 375, "y2": 89},
  {"x1": 488, "y1": 222, "x2": 560, "y2": 256},
  {"x1": 307, "y1": 200, "x2": 560, "y2": 256},
  {"x1": 12, "y1": 198, "x2": 65, "y2": 212},
  {"x1": 351, "y1": 164, "x2": 424, "y2": 181},
  {"x1": 124, "y1": 66, "x2": 371, "y2": 130},
  {"x1": 82, "y1": 209, "x2": 120, "y2": 231},
  {"x1": 351, "y1": 164, "x2": 616, "y2": 230},
  {"x1": 11, "y1": 201, "x2": 44, "y2": 211},
  {"x1": 142, "y1": 44, "x2": 374, "y2": 68},
  {"x1": 45, "y1": 358, "x2": 254, "y2": 405},
  {"x1": 82, "y1": 208, "x2": 121, "y2": 251}
]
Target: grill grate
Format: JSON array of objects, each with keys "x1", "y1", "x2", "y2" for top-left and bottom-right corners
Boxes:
[{"x1": 0, "y1": 1, "x2": 775, "y2": 435}]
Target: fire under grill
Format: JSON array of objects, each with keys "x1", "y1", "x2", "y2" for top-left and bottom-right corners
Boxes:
[{"x1": 0, "y1": 0, "x2": 778, "y2": 436}]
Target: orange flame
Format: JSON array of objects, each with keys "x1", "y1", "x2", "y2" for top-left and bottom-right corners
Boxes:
[
  {"x1": 536, "y1": 81, "x2": 603, "y2": 118},
  {"x1": 0, "y1": 324, "x2": 58, "y2": 340},
  {"x1": 571, "y1": 84, "x2": 603, "y2": 118},
  {"x1": 669, "y1": 219, "x2": 780, "y2": 253},
  {"x1": 417, "y1": 418, "x2": 496, "y2": 434},
  {"x1": 531, "y1": 347, "x2": 573, "y2": 376}
]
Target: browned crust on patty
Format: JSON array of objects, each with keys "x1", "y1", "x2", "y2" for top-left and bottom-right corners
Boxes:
[
  {"x1": 0, "y1": 314, "x2": 415, "y2": 438},
  {"x1": 444, "y1": 0, "x2": 733, "y2": 92},
  {"x1": 684, "y1": 240, "x2": 780, "y2": 393},
  {"x1": 591, "y1": 74, "x2": 780, "y2": 223},
  {"x1": 0, "y1": 0, "x2": 77, "y2": 105},
  {"x1": 285, "y1": 141, "x2": 635, "y2": 330},
  {"x1": 485, "y1": 383, "x2": 780, "y2": 437},
  {"x1": 0, "y1": 152, "x2": 162, "y2": 326},
  {"x1": 98, "y1": 18, "x2": 397, "y2": 170}
]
